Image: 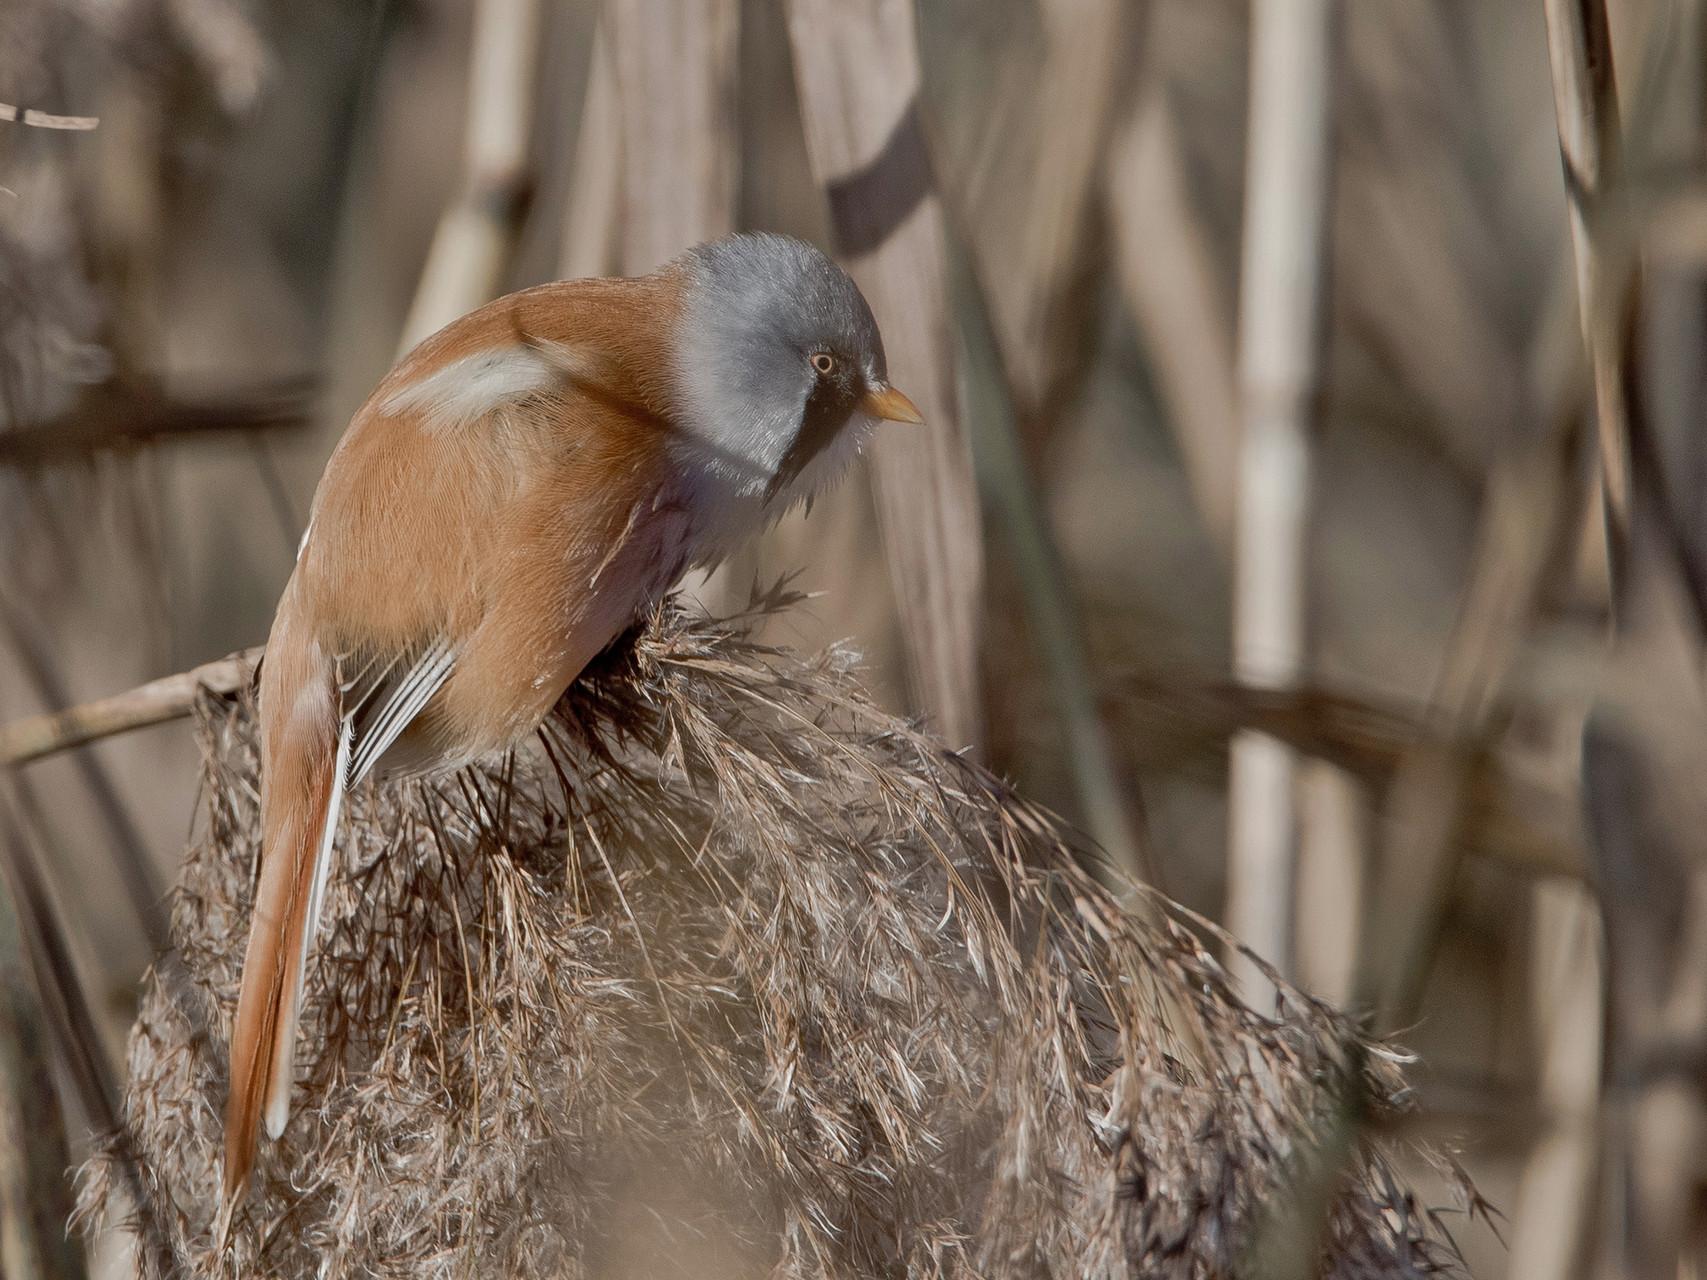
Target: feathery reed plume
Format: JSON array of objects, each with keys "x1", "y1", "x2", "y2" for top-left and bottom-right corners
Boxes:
[{"x1": 80, "y1": 593, "x2": 1464, "y2": 1279}]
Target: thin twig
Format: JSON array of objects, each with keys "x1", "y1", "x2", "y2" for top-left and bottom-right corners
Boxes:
[
  {"x1": 0, "y1": 377, "x2": 314, "y2": 466},
  {"x1": 945, "y1": 0, "x2": 1126, "y2": 416},
  {"x1": 0, "y1": 105, "x2": 97, "y2": 130},
  {"x1": 0, "y1": 598, "x2": 173, "y2": 953},
  {"x1": 557, "y1": 19, "x2": 622, "y2": 280},
  {"x1": 246, "y1": 435, "x2": 303, "y2": 555},
  {"x1": 0, "y1": 650, "x2": 259, "y2": 769},
  {"x1": 1354, "y1": 421, "x2": 1584, "y2": 1035},
  {"x1": 1544, "y1": 0, "x2": 1632, "y2": 560}
]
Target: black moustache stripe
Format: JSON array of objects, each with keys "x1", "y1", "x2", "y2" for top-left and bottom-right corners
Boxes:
[{"x1": 766, "y1": 372, "x2": 861, "y2": 503}]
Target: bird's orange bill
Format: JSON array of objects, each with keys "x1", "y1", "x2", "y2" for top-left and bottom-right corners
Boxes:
[{"x1": 861, "y1": 384, "x2": 924, "y2": 424}]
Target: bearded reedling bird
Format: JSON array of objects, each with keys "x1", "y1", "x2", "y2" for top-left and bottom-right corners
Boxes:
[{"x1": 222, "y1": 233, "x2": 922, "y2": 1202}]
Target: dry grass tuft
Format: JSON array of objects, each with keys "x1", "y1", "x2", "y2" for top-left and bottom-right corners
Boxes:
[{"x1": 78, "y1": 590, "x2": 1467, "y2": 1279}]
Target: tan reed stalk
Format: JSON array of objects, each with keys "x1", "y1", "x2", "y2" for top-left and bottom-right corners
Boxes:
[
  {"x1": 947, "y1": 228, "x2": 1154, "y2": 890},
  {"x1": 1106, "y1": 86, "x2": 1239, "y2": 559},
  {"x1": 557, "y1": 20, "x2": 622, "y2": 281},
  {"x1": 1543, "y1": 0, "x2": 1632, "y2": 552},
  {"x1": 783, "y1": 0, "x2": 985, "y2": 753},
  {"x1": 1226, "y1": 0, "x2": 1338, "y2": 1006},
  {"x1": 950, "y1": 0, "x2": 1126, "y2": 416},
  {"x1": 604, "y1": 0, "x2": 739, "y2": 277},
  {"x1": 0, "y1": 874, "x2": 85, "y2": 1280},
  {"x1": 397, "y1": 0, "x2": 543, "y2": 356}
]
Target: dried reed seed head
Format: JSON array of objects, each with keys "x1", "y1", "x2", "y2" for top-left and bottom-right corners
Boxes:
[{"x1": 79, "y1": 591, "x2": 1469, "y2": 1280}]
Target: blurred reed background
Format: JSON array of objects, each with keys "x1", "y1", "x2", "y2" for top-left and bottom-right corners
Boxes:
[{"x1": 0, "y1": 0, "x2": 1705, "y2": 1276}]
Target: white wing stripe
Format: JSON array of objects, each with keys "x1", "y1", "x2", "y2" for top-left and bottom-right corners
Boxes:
[{"x1": 378, "y1": 346, "x2": 554, "y2": 432}]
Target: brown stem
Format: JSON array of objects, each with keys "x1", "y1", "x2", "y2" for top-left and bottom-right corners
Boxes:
[{"x1": 0, "y1": 649, "x2": 258, "y2": 770}]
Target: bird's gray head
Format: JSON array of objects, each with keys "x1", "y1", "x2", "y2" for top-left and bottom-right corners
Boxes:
[{"x1": 671, "y1": 233, "x2": 922, "y2": 508}]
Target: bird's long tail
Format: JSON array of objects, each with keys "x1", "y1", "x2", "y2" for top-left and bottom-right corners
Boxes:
[{"x1": 223, "y1": 634, "x2": 345, "y2": 1204}]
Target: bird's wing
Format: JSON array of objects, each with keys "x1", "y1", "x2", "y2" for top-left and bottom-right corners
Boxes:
[{"x1": 342, "y1": 635, "x2": 460, "y2": 785}]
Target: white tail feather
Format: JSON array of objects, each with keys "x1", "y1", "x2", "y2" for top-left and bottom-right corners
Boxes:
[{"x1": 263, "y1": 719, "x2": 351, "y2": 1139}]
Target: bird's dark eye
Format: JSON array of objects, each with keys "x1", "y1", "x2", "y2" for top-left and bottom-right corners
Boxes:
[{"x1": 811, "y1": 352, "x2": 836, "y2": 376}]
